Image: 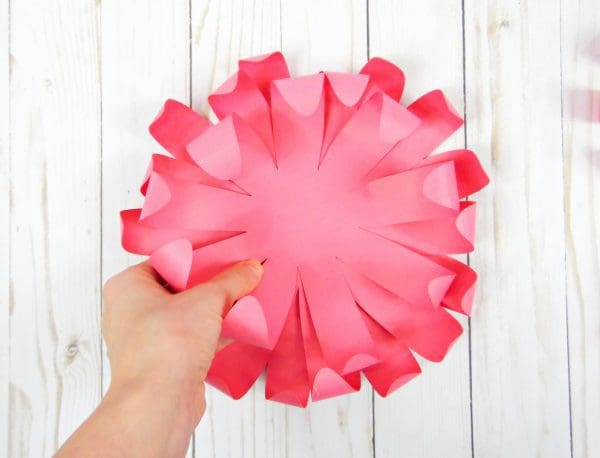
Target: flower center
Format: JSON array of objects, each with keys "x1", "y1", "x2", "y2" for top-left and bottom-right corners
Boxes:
[{"x1": 249, "y1": 168, "x2": 357, "y2": 264}]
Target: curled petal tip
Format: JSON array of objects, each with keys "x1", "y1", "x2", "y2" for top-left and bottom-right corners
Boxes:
[
  {"x1": 341, "y1": 353, "x2": 379, "y2": 374},
  {"x1": 422, "y1": 162, "x2": 460, "y2": 210},
  {"x1": 140, "y1": 173, "x2": 171, "y2": 220},
  {"x1": 149, "y1": 99, "x2": 178, "y2": 126},
  {"x1": 384, "y1": 371, "x2": 421, "y2": 396},
  {"x1": 428, "y1": 274, "x2": 455, "y2": 307},
  {"x1": 186, "y1": 116, "x2": 241, "y2": 181},
  {"x1": 272, "y1": 74, "x2": 325, "y2": 116},
  {"x1": 150, "y1": 239, "x2": 193, "y2": 292},
  {"x1": 460, "y1": 284, "x2": 476, "y2": 316},
  {"x1": 326, "y1": 72, "x2": 369, "y2": 107},
  {"x1": 360, "y1": 57, "x2": 405, "y2": 101},
  {"x1": 455, "y1": 202, "x2": 476, "y2": 247},
  {"x1": 311, "y1": 368, "x2": 358, "y2": 401},
  {"x1": 416, "y1": 89, "x2": 463, "y2": 124},
  {"x1": 210, "y1": 73, "x2": 239, "y2": 97},
  {"x1": 222, "y1": 295, "x2": 271, "y2": 348}
]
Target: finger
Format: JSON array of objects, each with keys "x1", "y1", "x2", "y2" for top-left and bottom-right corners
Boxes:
[
  {"x1": 103, "y1": 260, "x2": 169, "y2": 300},
  {"x1": 178, "y1": 259, "x2": 264, "y2": 315},
  {"x1": 210, "y1": 259, "x2": 264, "y2": 302}
]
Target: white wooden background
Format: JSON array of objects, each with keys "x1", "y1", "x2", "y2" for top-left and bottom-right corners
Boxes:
[{"x1": 1, "y1": 0, "x2": 598, "y2": 457}]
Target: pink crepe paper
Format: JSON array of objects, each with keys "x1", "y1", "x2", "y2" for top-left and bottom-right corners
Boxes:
[{"x1": 121, "y1": 52, "x2": 489, "y2": 407}]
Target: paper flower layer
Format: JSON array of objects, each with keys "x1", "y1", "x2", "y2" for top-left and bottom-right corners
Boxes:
[{"x1": 121, "y1": 52, "x2": 489, "y2": 407}]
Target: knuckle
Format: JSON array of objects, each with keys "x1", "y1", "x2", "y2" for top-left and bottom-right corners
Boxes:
[{"x1": 203, "y1": 282, "x2": 229, "y2": 305}]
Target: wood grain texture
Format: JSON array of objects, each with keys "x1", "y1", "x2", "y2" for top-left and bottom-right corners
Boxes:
[
  {"x1": 100, "y1": 0, "x2": 192, "y2": 454},
  {"x1": 191, "y1": 0, "x2": 281, "y2": 119},
  {"x1": 0, "y1": 0, "x2": 9, "y2": 455},
  {"x1": 281, "y1": 0, "x2": 367, "y2": 74},
  {"x1": 562, "y1": 0, "x2": 600, "y2": 456},
  {"x1": 368, "y1": 1, "x2": 472, "y2": 457},
  {"x1": 465, "y1": 0, "x2": 572, "y2": 456},
  {"x1": 8, "y1": 1, "x2": 102, "y2": 455}
]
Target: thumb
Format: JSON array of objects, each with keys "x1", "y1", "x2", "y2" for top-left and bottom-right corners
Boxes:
[{"x1": 178, "y1": 259, "x2": 264, "y2": 316}]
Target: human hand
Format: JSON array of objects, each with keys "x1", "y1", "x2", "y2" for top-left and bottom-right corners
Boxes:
[{"x1": 56, "y1": 259, "x2": 263, "y2": 458}]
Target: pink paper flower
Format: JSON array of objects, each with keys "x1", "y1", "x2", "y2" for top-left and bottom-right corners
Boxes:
[{"x1": 121, "y1": 52, "x2": 489, "y2": 407}]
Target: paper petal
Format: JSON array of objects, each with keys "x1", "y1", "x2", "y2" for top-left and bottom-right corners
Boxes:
[
  {"x1": 367, "y1": 161, "x2": 460, "y2": 225},
  {"x1": 360, "y1": 57, "x2": 406, "y2": 101},
  {"x1": 370, "y1": 201, "x2": 476, "y2": 254},
  {"x1": 370, "y1": 90, "x2": 464, "y2": 177},
  {"x1": 140, "y1": 172, "x2": 251, "y2": 231},
  {"x1": 186, "y1": 116, "x2": 242, "y2": 181},
  {"x1": 298, "y1": 287, "x2": 361, "y2": 401},
  {"x1": 186, "y1": 114, "x2": 276, "y2": 189},
  {"x1": 427, "y1": 254, "x2": 478, "y2": 315},
  {"x1": 222, "y1": 257, "x2": 298, "y2": 349},
  {"x1": 121, "y1": 208, "x2": 237, "y2": 255},
  {"x1": 299, "y1": 259, "x2": 378, "y2": 375},
  {"x1": 320, "y1": 92, "x2": 420, "y2": 187},
  {"x1": 206, "y1": 342, "x2": 270, "y2": 399},
  {"x1": 150, "y1": 239, "x2": 194, "y2": 291},
  {"x1": 341, "y1": 228, "x2": 455, "y2": 308},
  {"x1": 238, "y1": 51, "x2": 290, "y2": 102},
  {"x1": 342, "y1": 265, "x2": 463, "y2": 362},
  {"x1": 265, "y1": 296, "x2": 310, "y2": 407},
  {"x1": 420, "y1": 149, "x2": 490, "y2": 198},
  {"x1": 209, "y1": 71, "x2": 275, "y2": 154},
  {"x1": 361, "y1": 311, "x2": 421, "y2": 397},
  {"x1": 321, "y1": 72, "x2": 369, "y2": 156},
  {"x1": 140, "y1": 154, "x2": 240, "y2": 196},
  {"x1": 271, "y1": 74, "x2": 325, "y2": 172},
  {"x1": 149, "y1": 99, "x2": 211, "y2": 162}
]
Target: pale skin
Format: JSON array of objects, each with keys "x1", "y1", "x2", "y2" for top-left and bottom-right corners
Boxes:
[{"x1": 55, "y1": 259, "x2": 264, "y2": 458}]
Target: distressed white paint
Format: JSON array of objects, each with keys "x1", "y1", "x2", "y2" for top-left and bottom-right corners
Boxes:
[
  {"x1": 464, "y1": 0, "x2": 571, "y2": 457},
  {"x1": 7, "y1": 1, "x2": 102, "y2": 456},
  {"x1": 3, "y1": 0, "x2": 598, "y2": 457},
  {"x1": 562, "y1": 0, "x2": 600, "y2": 456},
  {"x1": 0, "y1": 0, "x2": 10, "y2": 455}
]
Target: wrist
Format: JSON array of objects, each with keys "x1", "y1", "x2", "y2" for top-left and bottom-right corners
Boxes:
[{"x1": 106, "y1": 369, "x2": 205, "y2": 441}]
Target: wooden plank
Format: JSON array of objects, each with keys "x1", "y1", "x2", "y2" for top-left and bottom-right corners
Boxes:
[
  {"x1": 279, "y1": 2, "x2": 373, "y2": 458},
  {"x1": 281, "y1": 0, "x2": 367, "y2": 74},
  {"x1": 368, "y1": 1, "x2": 472, "y2": 456},
  {"x1": 8, "y1": 1, "x2": 102, "y2": 455},
  {"x1": 561, "y1": 0, "x2": 600, "y2": 456},
  {"x1": 464, "y1": 0, "x2": 571, "y2": 456},
  {"x1": 189, "y1": 1, "x2": 283, "y2": 457},
  {"x1": 190, "y1": 0, "x2": 281, "y2": 119},
  {"x1": 0, "y1": 0, "x2": 9, "y2": 455},
  {"x1": 100, "y1": 0, "x2": 191, "y2": 454}
]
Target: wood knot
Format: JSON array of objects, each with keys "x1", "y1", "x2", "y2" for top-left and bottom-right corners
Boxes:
[{"x1": 66, "y1": 342, "x2": 79, "y2": 358}]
